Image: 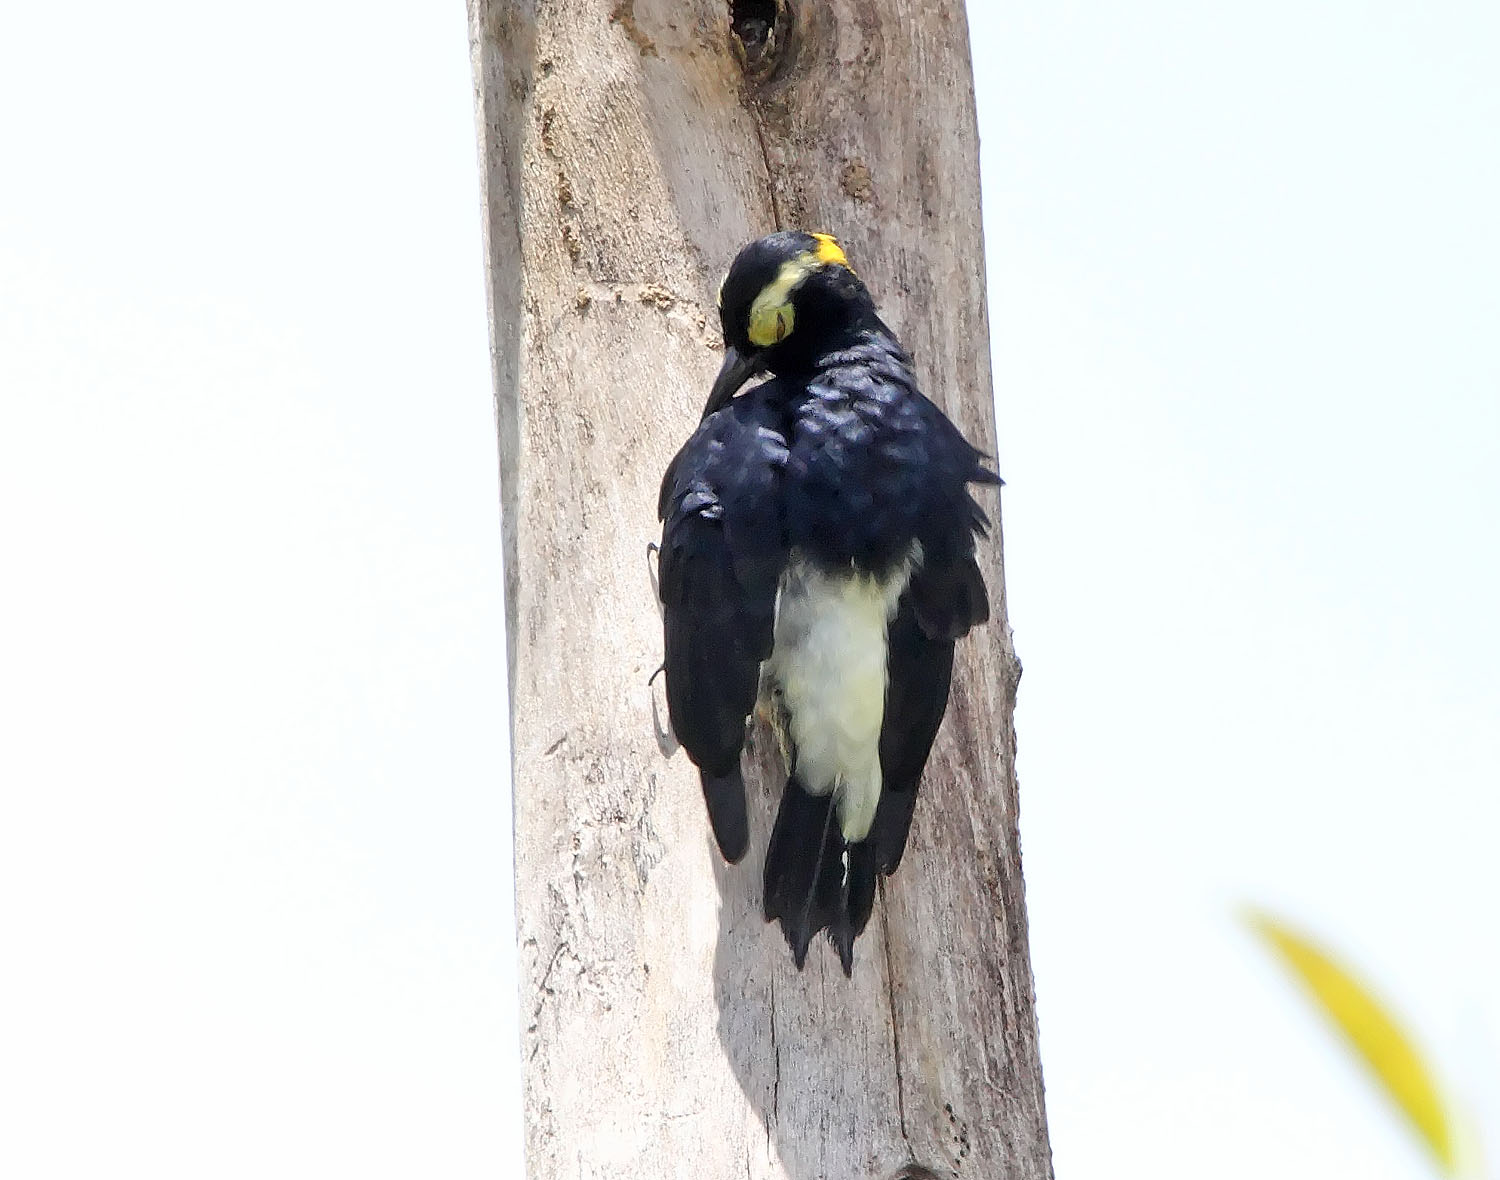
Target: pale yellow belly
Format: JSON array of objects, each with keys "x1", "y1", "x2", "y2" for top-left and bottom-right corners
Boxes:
[{"x1": 766, "y1": 554, "x2": 914, "y2": 842}]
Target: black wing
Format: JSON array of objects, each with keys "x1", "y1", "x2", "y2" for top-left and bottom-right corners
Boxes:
[
  {"x1": 657, "y1": 389, "x2": 788, "y2": 862},
  {"x1": 870, "y1": 391, "x2": 998, "y2": 875}
]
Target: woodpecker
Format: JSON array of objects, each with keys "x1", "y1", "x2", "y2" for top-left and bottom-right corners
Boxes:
[{"x1": 656, "y1": 231, "x2": 997, "y2": 974}]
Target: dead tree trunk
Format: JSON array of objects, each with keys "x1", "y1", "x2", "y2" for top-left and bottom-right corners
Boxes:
[{"x1": 470, "y1": 3, "x2": 1052, "y2": 1177}]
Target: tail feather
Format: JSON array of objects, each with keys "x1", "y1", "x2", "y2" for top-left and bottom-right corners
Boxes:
[
  {"x1": 763, "y1": 775, "x2": 879, "y2": 975},
  {"x1": 828, "y1": 842, "x2": 878, "y2": 974},
  {"x1": 699, "y1": 764, "x2": 749, "y2": 863}
]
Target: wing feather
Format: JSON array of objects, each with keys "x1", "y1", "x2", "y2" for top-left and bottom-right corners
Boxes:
[{"x1": 658, "y1": 391, "x2": 788, "y2": 862}]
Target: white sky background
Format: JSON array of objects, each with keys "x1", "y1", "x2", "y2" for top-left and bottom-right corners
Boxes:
[
  {"x1": 0, "y1": 3, "x2": 518, "y2": 1175},
  {"x1": 969, "y1": 1, "x2": 1500, "y2": 1177},
  {"x1": 0, "y1": 3, "x2": 1495, "y2": 1179}
]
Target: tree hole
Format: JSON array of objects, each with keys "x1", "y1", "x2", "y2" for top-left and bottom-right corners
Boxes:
[
  {"x1": 884, "y1": 1166, "x2": 945, "y2": 1180},
  {"x1": 730, "y1": 0, "x2": 777, "y2": 48},
  {"x1": 729, "y1": 0, "x2": 792, "y2": 81}
]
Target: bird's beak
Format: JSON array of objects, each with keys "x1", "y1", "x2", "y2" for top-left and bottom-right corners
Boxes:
[{"x1": 702, "y1": 346, "x2": 766, "y2": 419}]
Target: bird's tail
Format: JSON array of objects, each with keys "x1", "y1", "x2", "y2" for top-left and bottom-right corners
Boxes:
[{"x1": 763, "y1": 775, "x2": 878, "y2": 976}]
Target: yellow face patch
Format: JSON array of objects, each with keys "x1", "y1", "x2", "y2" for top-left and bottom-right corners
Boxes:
[
  {"x1": 744, "y1": 235, "x2": 852, "y2": 348},
  {"x1": 748, "y1": 297, "x2": 793, "y2": 348}
]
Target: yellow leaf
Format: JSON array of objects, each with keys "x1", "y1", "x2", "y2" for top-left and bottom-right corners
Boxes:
[{"x1": 1244, "y1": 908, "x2": 1458, "y2": 1175}]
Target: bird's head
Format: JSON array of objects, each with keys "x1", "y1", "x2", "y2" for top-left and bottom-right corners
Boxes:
[{"x1": 705, "y1": 230, "x2": 871, "y2": 417}]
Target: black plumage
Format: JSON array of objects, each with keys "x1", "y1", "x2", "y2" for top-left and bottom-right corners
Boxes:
[
  {"x1": 657, "y1": 231, "x2": 997, "y2": 974},
  {"x1": 657, "y1": 391, "x2": 788, "y2": 863}
]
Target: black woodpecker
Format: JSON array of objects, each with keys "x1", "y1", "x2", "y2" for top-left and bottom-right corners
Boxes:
[{"x1": 656, "y1": 231, "x2": 998, "y2": 975}]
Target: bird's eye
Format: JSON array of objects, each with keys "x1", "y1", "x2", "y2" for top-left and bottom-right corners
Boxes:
[{"x1": 748, "y1": 297, "x2": 794, "y2": 347}]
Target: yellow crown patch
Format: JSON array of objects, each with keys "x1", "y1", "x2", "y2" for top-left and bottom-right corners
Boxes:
[{"x1": 810, "y1": 233, "x2": 850, "y2": 270}]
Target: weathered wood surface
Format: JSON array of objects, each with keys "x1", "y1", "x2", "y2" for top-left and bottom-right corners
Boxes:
[{"x1": 469, "y1": 2, "x2": 1052, "y2": 1177}]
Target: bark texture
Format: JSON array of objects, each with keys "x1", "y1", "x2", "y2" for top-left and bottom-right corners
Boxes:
[{"x1": 470, "y1": 2, "x2": 1052, "y2": 1177}]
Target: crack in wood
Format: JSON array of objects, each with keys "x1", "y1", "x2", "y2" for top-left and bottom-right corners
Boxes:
[
  {"x1": 532, "y1": 939, "x2": 571, "y2": 1021},
  {"x1": 880, "y1": 881, "x2": 909, "y2": 1142},
  {"x1": 747, "y1": 112, "x2": 784, "y2": 230},
  {"x1": 768, "y1": 974, "x2": 781, "y2": 1151}
]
